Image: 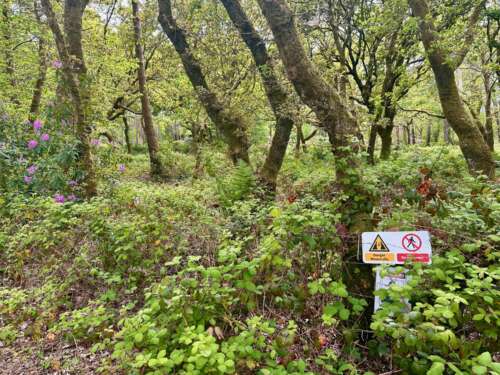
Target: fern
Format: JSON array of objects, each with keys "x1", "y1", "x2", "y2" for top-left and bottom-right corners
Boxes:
[{"x1": 216, "y1": 162, "x2": 255, "y2": 208}]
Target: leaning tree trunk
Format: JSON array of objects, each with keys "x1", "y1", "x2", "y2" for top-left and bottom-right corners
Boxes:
[
  {"x1": 29, "y1": 0, "x2": 48, "y2": 120},
  {"x1": 41, "y1": 0, "x2": 97, "y2": 198},
  {"x1": 220, "y1": 0, "x2": 294, "y2": 191},
  {"x1": 132, "y1": 0, "x2": 165, "y2": 178},
  {"x1": 257, "y1": 0, "x2": 361, "y2": 185},
  {"x1": 157, "y1": 0, "x2": 249, "y2": 165},
  {"x1": 409, "y1": 0, "x2": 495, "y2": 178}
]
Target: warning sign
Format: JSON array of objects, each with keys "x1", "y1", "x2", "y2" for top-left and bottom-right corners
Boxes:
[
  {"x1": 362, "y1": 231, "x2": 432, "y2": 264},
  {"x1": 369, "y1": 235, "x2": 389, "y2": 252},
  {"x1": 402, "y1": 233, "x2": 422, "y2": 252}
]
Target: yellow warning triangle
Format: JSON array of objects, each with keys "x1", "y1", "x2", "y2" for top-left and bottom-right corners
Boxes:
[{"x1": 369, "y1": 234, "x2": 389, "y2": 252}]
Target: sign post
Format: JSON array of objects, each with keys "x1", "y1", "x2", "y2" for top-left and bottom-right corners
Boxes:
[{"x1": 361, "y1": 231, "x2": 432, "y2": 311}]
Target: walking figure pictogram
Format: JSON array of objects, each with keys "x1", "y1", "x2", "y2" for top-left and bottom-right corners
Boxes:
[{"x1": 402, "y1": 233, "x2": 422, "y2": 252}]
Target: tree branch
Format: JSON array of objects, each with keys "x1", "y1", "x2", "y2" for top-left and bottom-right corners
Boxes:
[
  {"x1": 397, "y1": 105, "x2": 445, "y2": 118},
  {"x1": 452, "y1": 0, "x2": 487, "y2": 69}
]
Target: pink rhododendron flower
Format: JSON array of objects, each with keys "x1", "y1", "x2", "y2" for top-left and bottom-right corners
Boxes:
[
  {"x1": 33, "y1": 119, "x2": 42, "y2": 131},
  {"x1": 40, "y1": 133, "x2": 50, "y2": 142},
  {"x1": 27, "y1": 165, "x2": 37, "y2": 175},
  {"x1": 54, "y1": 194, "x2": 65, "y2": 203},
  {"x1": 28, "y1": 140, "x2": 38, "y2": 149},
  {"x1": 24, "y1": 175, "x2": 33, "y2": 184},
  {"x1": 91, "y1": 139, "x2": 100, "y2": 146},
  {"x1": 118, "y1": 164, "x2": 125, "y2": 172},
  {"x1": 52, "y1": 60, "x2": 63, "y2": 69},
  {"x1": 67, "y1": 194, "x2": 77, "y2": 201}
]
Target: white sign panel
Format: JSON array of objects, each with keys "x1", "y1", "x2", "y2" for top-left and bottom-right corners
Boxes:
[
  {"x1": 374, "y1": 266, "x2": 411, "y2": 312},
  {"x1": 362, "y1": 231, "x2": 432, "y2": 264}
]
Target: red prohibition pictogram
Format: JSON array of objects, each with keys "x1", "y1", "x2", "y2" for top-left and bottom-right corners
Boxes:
[{"x1": 402, "y1": 233, "x2": 422, "y2": 252}]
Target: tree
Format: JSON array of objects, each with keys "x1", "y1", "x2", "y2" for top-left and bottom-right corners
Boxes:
[
  {"x1": 131, "y1": 0, "x2": 166, "y2": 178},
  {"x1": 29, "y1": 0, "x2": 48, "y2": 120},
  {"x1": 40, "y1": 0, "x2": 97, "y2": 197},
  {"x1": 256, "y1": 0, "x2": 361, "y2": 185},
  {"x1": 409, "y1": 0, "x2": 495, "y2": 178},
  {"x1": 157, "y1": 0, "x2": 250, "y2": 165},
  {"x1": 219, "y1": 0, "x2": 294, "y2": 190},
  {"x1": 308, "y1": 0, "x2": 424, "y2": 162}
]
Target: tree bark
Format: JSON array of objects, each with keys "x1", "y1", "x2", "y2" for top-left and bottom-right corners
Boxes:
[
  {"x1": 29, "y1": 0, "x2": 48, "y2": 120},
  {"x1": 157, "y1": 0, "x2": 250, "y2": 165},
  {"x1": 367, "y1": 123, "x2": 378, "y2": 164},
  {"x1": 257, "y1": 0, "x2": 360, "y2": 185},
  {"x1": 132, "y1": 0, "x2": 165, "y2": 178},
  {"x1": 1, "y1": 1, "x2": 19, "y2": 105},
  {"x1": 409, "y1": 0, "x2": 495, "y2": 178},
  {"x1": 122, "y1": 116, "x2": 132, "y2": 154},
  {"x1": 220, "y1": 0, "x2": 293, "y2": 190},
  {"x1": 425, "y1": 123, "x2": 431, "y2": 146},
  {"x1": 483, "y1": 72, "x2": 494, "y2": 151},
  {"x1": 41, "y1": 0, "x2": 97, "y2": 198},
  {"x1": 379, "y1": 118, "x2": 394, "y2": 159}
]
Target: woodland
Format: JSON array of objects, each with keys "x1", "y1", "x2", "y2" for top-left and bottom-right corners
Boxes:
[{"x1": 0, "y1": 0, "x2": 499, "y2": 374}]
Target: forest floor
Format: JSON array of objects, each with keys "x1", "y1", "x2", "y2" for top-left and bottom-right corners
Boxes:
[
  {"x1": 0, "y1": 337, "x2": 107, "y2": 375},
  {"x1": 1, "y1": 146, "x2": 499, "y2": 374}
]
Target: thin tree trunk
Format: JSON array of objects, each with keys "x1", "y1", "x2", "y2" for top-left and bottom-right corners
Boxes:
[
  {"x1": 425, "y1": 123, "x2": 431, "y2": 146},
  {"x1": 41, "y1": 0, "x2": 97, "y2": 198},
  {"x1": 367, "y1": 124, "x2": 378, "y2": 164},
  {"x1": 257, "y1": 0, "x2": 361, "y2": 185},
  {"x1": 409, "y1": 0, "x2": 495, "y2": 178},
  {"x1": 483, "y1": 72, "x2": 494, "y2": 150},
  {"x1": 123, "y1": 116, "x2": 132, "y2": 154},
  {"x1": 29, "y1": 0, "x2": 48, "y2": 120},
  {"x1": 157, "y1": 0, "x2": 250, "y2": 165},
  {"x1": 396, "y1": 124, "x2": 400, "y2": 148},
  {"x1": 220, "y1": 0, "x2": 293, "y2": 191},
  {"x1": 432, "y1": 125, "x2": 439, "y2": 143},
  {"x1": 295, "y1": 124, "x2": 302, "y2": 156},
  {"x1": 132, "y1": 0, "x2": 165, "y2": 178},
  {"x1": 1, "y1": 1, "x2": 19, "y2": 105},
  {"x1": 404, "y1": 124, "x2": 410, "y2": 145}
]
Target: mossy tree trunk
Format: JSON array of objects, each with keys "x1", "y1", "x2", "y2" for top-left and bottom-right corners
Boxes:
[
  {"x1": 220, "y1": 0, "x2": 294, "y2": 191},
  {"x1": 41, "y1": 0, "x2": 97, "y2": 198},
  {"x1": 256, "y1": 0, "x2": 361, "y2": 186},
  {"x1": 409, "y1": 0, "x2": 495, "y2": 178},
  {"x1": 157, "y1": 0, "x2": 250, "y2": 165},
  {"x1": 131, "y1": 0, "x2": 166, "y2": 179},
  {"x1": 29, "y1": 0, "x2": 48, "y2": 121}
]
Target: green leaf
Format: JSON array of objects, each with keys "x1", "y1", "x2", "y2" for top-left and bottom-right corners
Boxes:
[
  {"x1": 447, "y1": 363, "x2": 463, "y2": 375},
  {"x1": 339, "y1": 308, "x2": 350, "y2": 320},
  {"x1": 471, "y1": 365, "x2": 487, "y2": 374},
  {"x1": 134, "y1": 332, "x2": 143, "y2": 343},
  {"x1": 427, "y1": 362, "x2": 445, "y2": 375},
  {"x1": 270, "y1": 207, "x2": 281, "y2": 218},
  {"x1": 476, "y1": 352, "x2": 492, "y2": 366},
  {"x1": 473, "y1": 313, "x2": 484, "y2": 321}
]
